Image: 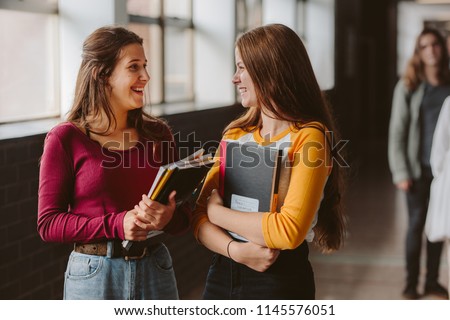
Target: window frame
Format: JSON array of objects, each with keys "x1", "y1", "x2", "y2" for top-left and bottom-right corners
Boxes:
[{"x1": 128, "y1": 0, "x2": 194, "y2": 105}]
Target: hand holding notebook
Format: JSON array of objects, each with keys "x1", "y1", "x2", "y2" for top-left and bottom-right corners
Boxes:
[{"x1": 122, "y1": 149, "x2": 215, "y2": 249}]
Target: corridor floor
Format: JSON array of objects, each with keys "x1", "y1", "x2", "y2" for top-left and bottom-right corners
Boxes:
[{"x1": 309, "y1": 147, "x2": 448, "y2": 300}]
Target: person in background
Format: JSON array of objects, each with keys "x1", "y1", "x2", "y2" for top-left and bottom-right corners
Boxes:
[
  {"x1": 37, "y1": 26, "x2": 190, "y2": 300},
  {"x1": 425, "y1": 96, "x2": 450, "y2": 299},
  {"x1": 388, "y1": 27, "x2": 450, "y2": 300},
  {"x1": 192, "y1": 23, "x2": 347, "y2": 300}
]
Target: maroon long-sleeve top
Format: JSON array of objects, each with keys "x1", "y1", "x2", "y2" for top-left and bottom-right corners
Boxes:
[{"x1": 37, "y1": 121, "x2": 189, "y2": 243}]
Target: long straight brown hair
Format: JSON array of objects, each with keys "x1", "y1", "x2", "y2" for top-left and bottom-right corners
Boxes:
[
  {"x1": 403, "y1": 28, "x2": 450, "y2": 92},
  {"x1": 67, "y1": 26, "x2": 166, "y2": 141},
  {"x1": 226, "y1": 24, "x2": 347, "y2": 252}
]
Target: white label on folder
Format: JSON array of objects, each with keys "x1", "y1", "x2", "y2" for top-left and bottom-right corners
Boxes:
[
  {"x1": 227, "y1": 194, "x2": 258, "y2": 242},
  {"x1": 230, "y1": 194, "x2": 259, "y2": 212}
]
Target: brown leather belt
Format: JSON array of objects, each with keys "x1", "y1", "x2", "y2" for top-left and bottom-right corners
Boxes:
[{"x1": 74, "y1": 239, "x2": 159, "y2": 260}]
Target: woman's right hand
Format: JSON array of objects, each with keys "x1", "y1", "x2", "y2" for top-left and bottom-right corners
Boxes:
[
  {"x1": 123, "y1": 209, "x2": 152, "y2": 241},
  {"x1": 228, "y1": 241, "x2": 280, "y2": 272}
]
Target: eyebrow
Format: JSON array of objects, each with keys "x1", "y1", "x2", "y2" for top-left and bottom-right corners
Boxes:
[{"x1": 127, "y1": 58, "x2": 147, "y2": 63}]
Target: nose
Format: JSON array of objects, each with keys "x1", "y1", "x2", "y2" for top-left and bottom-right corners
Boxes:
[
  {"x1": 141, "y1": 69, "x2": 150, "y2": 83},
  {"x1": 232, "y1": 70, "x2": 239, "y2": 85}
]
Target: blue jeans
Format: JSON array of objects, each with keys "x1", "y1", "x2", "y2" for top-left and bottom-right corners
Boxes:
[
  {"x1": 64, "y1": 243, "x2": 178, "y2": 300},
  {"x1": 203, "y1": 241, "x2": 315, "y2": 300},
  {"x1": 405, "y1": 167, "x2": 443, "y2": 287}
]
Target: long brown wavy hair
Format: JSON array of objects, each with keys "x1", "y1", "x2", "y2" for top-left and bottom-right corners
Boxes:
[
  {"x1": 225, "y1": 23, "x2": 347, "y2": 252},
  {"x1": 67, "y1": 26, "x2": 166, "y2": 141},
  {"x1": 403, "y1": 28, "x2": 450, "y2": 92}
]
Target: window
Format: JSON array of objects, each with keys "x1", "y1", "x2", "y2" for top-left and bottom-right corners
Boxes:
[
  {"x1": 236, "y1": 0, "x2": 263, "y2": 37},
  {"x1": 0, "y1": 0, "x2": 58, "y2": 123},
  {"x1": 235, "y1": 0, "x2": 335, "y2": 91},
  {"x1": 234, "y1": 0, "x2": 262, "y2": 103},
  {"x1": 302, "y1": 0, "x2": 335, "y2": 90},
  {"x1": 0, "y1": 0, "x2": 336, "y2": 125},
  {"x1": 127, "y1": 0, "x2": 194, "y2": 105}
]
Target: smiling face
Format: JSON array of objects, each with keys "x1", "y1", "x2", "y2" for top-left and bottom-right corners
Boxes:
[
  {"x1": 107, "y1": 43, "x2": 150, "y2": 115},
  {"x1": 232, "y1": 48, "x2": 258, "y2": 108}
]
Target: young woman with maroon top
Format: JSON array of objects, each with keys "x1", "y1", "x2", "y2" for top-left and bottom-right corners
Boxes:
[{"x1": 37, "y1": 26, "x2": 190, "y2": 299}]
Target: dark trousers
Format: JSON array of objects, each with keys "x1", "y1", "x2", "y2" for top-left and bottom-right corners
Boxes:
[
  {"x1": 405, "y1": 167, "x2": 443, "y2": 287},
  {"x1": 203, "y1": 241, "x2": 315, "y2": 300}
]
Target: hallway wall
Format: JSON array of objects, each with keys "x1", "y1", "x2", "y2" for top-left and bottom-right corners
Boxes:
[{"x1": 334, "y1": 0, "x2": 396, "y2": 154}]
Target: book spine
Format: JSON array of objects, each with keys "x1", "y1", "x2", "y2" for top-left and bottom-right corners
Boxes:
[
  {"x1": 270, "y1": 149, "x2": 284, "y2": 212},
  {"x1": 148, "y1": 167, "x2": 166, "y2": 197},
  {"x1": 219, "y1": 140, "x2": 227, "y2": 198},
  {"x1": 155, "y1": 167, "x2": 179, "y2": 204},
  {"x1": 151, "y1": 168, "x2": 174, "y2": 201}
]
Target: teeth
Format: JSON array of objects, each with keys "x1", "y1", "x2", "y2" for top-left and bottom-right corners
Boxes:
[
  {"x1": 239, "y1": 88, "x2": 247, "y2": 93},
  {"x1": 132, "y1": 87, "x2": 144, "y2": 92}
]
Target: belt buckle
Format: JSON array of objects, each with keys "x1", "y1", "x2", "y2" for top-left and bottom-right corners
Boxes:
[{"x1": 124, "y1": 246, "x2": 148, "y2": 261}]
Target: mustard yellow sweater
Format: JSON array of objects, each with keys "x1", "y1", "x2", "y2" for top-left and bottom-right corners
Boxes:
[{"x1": 192, "y1": 122, "x2": 331, "y2": 250}]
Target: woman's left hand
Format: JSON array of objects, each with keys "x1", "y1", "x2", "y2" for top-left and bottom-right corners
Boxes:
[
  {"x1": 133, "y1": 191, "x2": 177, "y2": 231},
  {"x1": 231, "y1": 241, "x2": 280, "y2": 272}
]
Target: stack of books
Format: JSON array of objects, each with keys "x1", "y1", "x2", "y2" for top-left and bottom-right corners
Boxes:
[
  {"x1": 148, "y1": 149, "x2": 215, "y2": 205},
  {"x1": 122, "y1": 149, "x2": 215, "y2": 250}
]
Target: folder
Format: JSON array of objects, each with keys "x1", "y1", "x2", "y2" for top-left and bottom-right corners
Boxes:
[
  {"x1": 122, "y1": 149, "x2": 215, "y2": 249},
  {"x1": 219, "y1": 140, "x2": 283, "y2": 241}
]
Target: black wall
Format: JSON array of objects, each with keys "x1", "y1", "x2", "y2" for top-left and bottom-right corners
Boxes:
[{"x1": 334, "y1": 0, "x2": 397, "y2": 150}]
